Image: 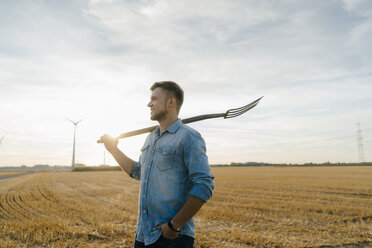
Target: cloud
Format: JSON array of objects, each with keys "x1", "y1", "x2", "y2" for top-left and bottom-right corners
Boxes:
[{"x1": 1, "y1": 0, "x2": 372, "y2": 165}]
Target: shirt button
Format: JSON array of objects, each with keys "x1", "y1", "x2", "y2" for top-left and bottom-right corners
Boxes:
[{"x1": 143, "y1": 210, "x2": 146, "y2": 213}]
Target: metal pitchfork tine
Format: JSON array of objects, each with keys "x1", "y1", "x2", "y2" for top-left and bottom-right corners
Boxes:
[
  {"x1": 97, "y1": 96, "x2": 263, "y2": 143},
  {"x1": 225, "y1": 96, "x2": 263, "y2": 119}
]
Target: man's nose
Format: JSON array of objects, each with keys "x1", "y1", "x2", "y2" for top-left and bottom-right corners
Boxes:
[{"x1": 147, "y1": 101, "x2": 152, "y2": 107}]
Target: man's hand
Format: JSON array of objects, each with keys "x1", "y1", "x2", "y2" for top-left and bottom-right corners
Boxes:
[
  {"x1": 97, "y1": 134, "x2": 134, "y2": 176},
  {"x1": 99, "y1": 134, "x2": 118, "y2": 153},
  {"x1": 153, "y1": 223, "x2": 179, "y2": 239}
]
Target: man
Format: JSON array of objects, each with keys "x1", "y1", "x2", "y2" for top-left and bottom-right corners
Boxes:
[{"x1": 100, "y1": 81, "x2": 214, "y2": 248}]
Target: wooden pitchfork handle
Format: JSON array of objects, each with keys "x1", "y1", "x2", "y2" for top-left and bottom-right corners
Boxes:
[{"x1": 97, "y1": 96, "x2": 263, "y2": 143}]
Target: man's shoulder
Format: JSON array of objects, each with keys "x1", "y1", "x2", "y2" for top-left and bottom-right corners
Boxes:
[
  {"x1": 177, "y1": 123, "x2": 203, "y2": 139},
  {"x1": 177, "y1": 124, "x2": 207, "y2": 150}
]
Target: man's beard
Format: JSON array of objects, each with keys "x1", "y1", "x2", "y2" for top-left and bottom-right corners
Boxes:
[{"x1": 150, "y1": 109, "x2": 167, "y2": 121}]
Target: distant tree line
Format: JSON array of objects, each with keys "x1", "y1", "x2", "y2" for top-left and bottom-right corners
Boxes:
[
  {"x1": 0, "y1": 164, "x2": 121, "y2": 172},
  {"x1": 211, "y1": 162, "x2": 372, "y2": 167},
  {"x1": 72, "y1": 165, "x2": 121, "y2": 172},
  {"x1": 0, "y1": 164, "x2": 72, "y2": 171},
  {"x1": 1, "y1": 162, "x2": 371, "y2": 172}
]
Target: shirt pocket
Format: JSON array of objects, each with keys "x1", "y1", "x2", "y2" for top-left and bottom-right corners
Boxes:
[
  {"x1": 140, "y1": 144, "x2": 150, "y2": 165},
  {"x1": 155, "y1": 146, "x2": 176, "y2": 171}
]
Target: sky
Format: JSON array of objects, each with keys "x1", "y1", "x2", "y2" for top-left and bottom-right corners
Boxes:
[{"x1": 1, "y1": 0, "x2": 372, "y2": 166}]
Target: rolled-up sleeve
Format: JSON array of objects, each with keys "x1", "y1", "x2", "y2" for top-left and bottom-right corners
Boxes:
[
  {"x1": 184, "y1": 131, "x2": 214, "y2": 202},
  {"x1": 130, "y1": 161, "x2": 141, "y2": 180}
]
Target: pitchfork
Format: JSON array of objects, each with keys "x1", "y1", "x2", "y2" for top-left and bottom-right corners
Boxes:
[{"x1": 97, "y1": 96, "x2": 263, "y2": 143}]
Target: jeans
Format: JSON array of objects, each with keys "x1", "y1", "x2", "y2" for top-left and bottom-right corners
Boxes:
[{"x1": 134, "y1": 235, "x2": 194, "y2": 248}]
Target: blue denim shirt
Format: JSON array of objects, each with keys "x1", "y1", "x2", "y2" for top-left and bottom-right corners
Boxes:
[{"x1": 130, "y1": 118, "x2": 215, "y2": 245}]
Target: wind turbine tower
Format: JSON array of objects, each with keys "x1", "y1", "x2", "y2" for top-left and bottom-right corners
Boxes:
[
  {"x1": 357, "y1": 122, "x2": 365, "y2": 163},
  {"x1": 67, "y1": 119, "x2": 83, "y2": 168}
]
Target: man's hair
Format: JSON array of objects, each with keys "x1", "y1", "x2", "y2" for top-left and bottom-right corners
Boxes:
[{"x1": 150, "y1": 81, "x2": 184, "y2": 112}]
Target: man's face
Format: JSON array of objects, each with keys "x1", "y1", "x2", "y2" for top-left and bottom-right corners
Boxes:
[{"x1": 147, "y1": 87, "x2": 170, "y2": 121}]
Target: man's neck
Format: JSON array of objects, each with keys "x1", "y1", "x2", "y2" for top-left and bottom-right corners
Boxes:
[{"x1": 158, "y1": 116, "x2": 178, "y2": 134}]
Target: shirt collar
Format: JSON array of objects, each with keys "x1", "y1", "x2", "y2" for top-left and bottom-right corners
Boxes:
[
  {"x1": 154, "y1": 118, "x2": 182, "y2": 136},
  {"x1": 166, "y1": 118, "x2": 182, "y2": 133}
]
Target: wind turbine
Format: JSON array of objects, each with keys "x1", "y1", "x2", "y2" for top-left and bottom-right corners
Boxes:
[{"x1": 67, "y1": 118, "x2": 83, "y2": 168}]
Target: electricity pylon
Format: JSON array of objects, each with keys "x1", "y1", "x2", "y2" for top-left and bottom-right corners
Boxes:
[{"x1": 357, "y1": 122, "x2": 365, "y2": 163}]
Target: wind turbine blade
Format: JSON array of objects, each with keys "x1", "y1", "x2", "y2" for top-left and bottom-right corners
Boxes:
[
  {"x1": 66, "y1": 117, "x2": 75, "y2": 124},
  {"x1": 66, "y1": 117, "x2": 83, "y2": 125},
  {"x1": 0, "y1": 135, "x2": 5, "y2": 146}
]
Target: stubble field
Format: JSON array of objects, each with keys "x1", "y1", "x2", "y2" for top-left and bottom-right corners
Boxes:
[{"x1": 0, "y1": 166, "x2": 371, "y2": 247}]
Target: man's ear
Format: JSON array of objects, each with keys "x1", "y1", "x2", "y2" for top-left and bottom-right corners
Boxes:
[{"x1": 168, "y1": 96, "x2": 176, "y2": 109}]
